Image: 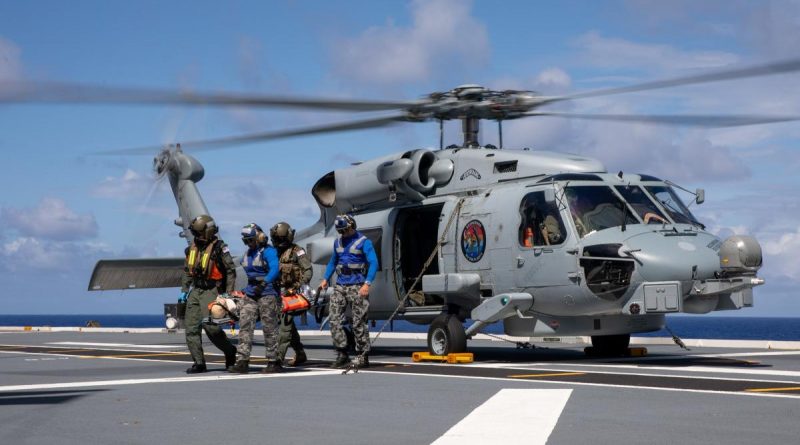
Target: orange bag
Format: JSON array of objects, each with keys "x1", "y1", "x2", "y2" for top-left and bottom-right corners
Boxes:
[{"x1": 281, "y1": 293, "x2": 310, "y2": 314}]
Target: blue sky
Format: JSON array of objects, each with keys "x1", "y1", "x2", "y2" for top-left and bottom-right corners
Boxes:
[{"x1": 1, "y1": 0, "x2": 798, "y2": 316}]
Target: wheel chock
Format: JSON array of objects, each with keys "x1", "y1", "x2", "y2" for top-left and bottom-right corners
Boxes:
[{"x1": 412, "y1": 352, "x2": 474, "y2": 363}]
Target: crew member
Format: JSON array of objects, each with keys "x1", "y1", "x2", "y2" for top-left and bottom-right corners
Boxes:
[
  {"x1": 227, "y1": 223, "x2": 282, "y2": 374},
  {"x1": 181, "y1": 214, "x2": 237, "y2": 374},
  {"x1": 272, "y1": 222, "x2": 313, "y2": 366},
  {"x1": 319, "y1": 214, "x2": 378, "y2": 368}
]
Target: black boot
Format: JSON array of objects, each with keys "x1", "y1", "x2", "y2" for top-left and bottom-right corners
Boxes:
[
  {"x1": 186, "y1": 363, "x2": 207, "y2": 374},
  {"x1": 288, "y1": 350, "x2": 307, "y2": 366},
  {"x1": 261, "y1": 361, "x2": 283, "y2": 374},
  {"x1": 225, "y1": 350, "x2": 236, "y2": 368},
  {"x1": 331, "y1": 351, "x2": 350, "y2": 369},
  {"x1": 355, "y1": 354, "x2": 369, "y2": 369},
  {"x1": 227, "y1": 360, "x2": 249, "y2": 374}
]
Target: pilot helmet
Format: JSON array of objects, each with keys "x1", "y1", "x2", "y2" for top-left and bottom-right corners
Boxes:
[
  {"x1": 190, "y1": 215, "x2": 218, "y2": 243},
  {"x1": 270, "y1": 222, "x2": 295, "y2": 247}
]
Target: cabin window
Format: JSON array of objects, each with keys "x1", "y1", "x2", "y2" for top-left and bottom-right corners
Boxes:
[
  {"x1": 519, "y1": 191, "x2": 567, "y2": 247},
  {"x1": 564, "y1": 186, "x2": 638, "y2": 238}
]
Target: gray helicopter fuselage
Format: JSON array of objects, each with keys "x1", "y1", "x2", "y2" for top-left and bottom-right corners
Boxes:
[{"x1": 298, "y1": 147, "x2": 763, "y2": 338}]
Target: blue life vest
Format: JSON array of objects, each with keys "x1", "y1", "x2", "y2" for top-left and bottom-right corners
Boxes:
[
  {"x1": 240, "y1": 247, "x2": 277, "y2": 297},
  {"x1": 334, "y1": 233, "x2": 369, "y2": 285}
]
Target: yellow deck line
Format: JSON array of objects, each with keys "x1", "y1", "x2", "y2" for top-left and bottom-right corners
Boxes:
[
  {"x1": 81, "y1": 352, "x2": 185, "y2": 359},
  {"x1": 745, "y1": 386, "x2": 800, "y2": 393},
  {"x1": 509, "y1": 372, "x2": 586, "y2": 378},
  {"x1": 45, "y1": 349, "x2": 91, "y2": 353}
]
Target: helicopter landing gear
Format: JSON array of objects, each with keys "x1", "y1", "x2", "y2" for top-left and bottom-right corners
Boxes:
[
  {"x1": 589, "y1": 333, "x2": 630, "y2": 356},
  {"x1": 427, "y1": 314, "x2": 467, "y2": 355}
]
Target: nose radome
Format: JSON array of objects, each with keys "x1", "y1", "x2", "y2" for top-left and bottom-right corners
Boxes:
[{"x1": 623, "y1": 232, "x2": 720, "y2": 283}]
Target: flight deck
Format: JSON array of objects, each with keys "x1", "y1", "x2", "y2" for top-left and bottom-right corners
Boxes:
[{"x1": 1, "y1": 330, "x2": 798, "y2": 444}]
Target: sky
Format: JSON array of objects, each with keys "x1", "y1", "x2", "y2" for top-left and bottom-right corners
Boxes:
[{"x1": 0, "y1": 0, "x2": 799, "y2": 316}]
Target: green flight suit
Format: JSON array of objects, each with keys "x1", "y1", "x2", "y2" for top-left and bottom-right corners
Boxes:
[
  {"x1": 182, "y1": 238, "x2": 237, "y2": 366},
  {"x1": 277, "y1": 244, "x2": 313, "y2": 362}
]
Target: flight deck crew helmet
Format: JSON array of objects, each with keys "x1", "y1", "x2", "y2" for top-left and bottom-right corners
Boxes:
[
  {"x1": 189, "y1": 215, "x2": 218, "y2": 243},
  {"x1": 270, "y1": 222, "x2": 295, "y2": 247},
  {"x1": 241, "y1": 223, "x2": 268, "y2": 247},
  {"x1": 334, "y1": 214, "x2": 356, "y2": 233}
]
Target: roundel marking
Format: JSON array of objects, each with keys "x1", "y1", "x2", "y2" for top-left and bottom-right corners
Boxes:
[{"x1": 461, "y1": 219, "x2": 486, "y2": 263}]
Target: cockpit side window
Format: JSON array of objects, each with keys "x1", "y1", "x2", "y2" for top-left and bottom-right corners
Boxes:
[
  {"x1": 564, "y1": 186, "x2": 638, "y2": 237},
  {"x1": 519, "y1": 191, "x2": 567, "y2": 247},
  {"x1": 615, "y1": 185, "x2": 669, "y2": 224},
  {"x1": 644, "y1": 185, "x2": 700, "y2": 226}
]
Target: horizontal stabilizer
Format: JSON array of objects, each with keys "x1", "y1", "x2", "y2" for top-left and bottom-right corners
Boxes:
[{"x1": 88, "y1": 258, "x2": 184, "y2": 291}]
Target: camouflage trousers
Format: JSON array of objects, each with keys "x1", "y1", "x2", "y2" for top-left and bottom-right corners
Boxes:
[
  {"x1": 236, "y1": 294, "x2": 280, "y2": 362},
  {"x1": 184, "y1": 287, "x2": 236, "y2": 365},
  {"x1": 329, "y1": 284, "x2": 370, "y2": 354},
  {"x1": 278, "y1": 313, "x2": 304, "y2": 361}
]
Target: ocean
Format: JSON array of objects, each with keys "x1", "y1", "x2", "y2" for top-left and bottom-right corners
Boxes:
[{"x1": 1, "y1": 315, "x2": 799, "y2": 341}]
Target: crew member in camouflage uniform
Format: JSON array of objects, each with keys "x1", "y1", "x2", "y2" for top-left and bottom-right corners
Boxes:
[
  {"x1": 319, "y1": 214, "x2": 379, "y2": 368},
  {"x1": 181, "y1": 214, "x2": 238, "y2": 374},
  {"x1": 272, "y1": 222, "x2": 313, "y2": 366},
  {"x1": 227, "y1": 223, "x2": 282, "y2": 374}
]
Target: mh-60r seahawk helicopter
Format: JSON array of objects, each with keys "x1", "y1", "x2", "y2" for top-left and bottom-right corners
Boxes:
[{"x1": 9, "y1": 59, "x2": 797, "y2": 356}]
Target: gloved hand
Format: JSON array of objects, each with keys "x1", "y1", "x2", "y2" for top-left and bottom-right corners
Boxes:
[{"x1": 178, "y1": 291, "x2": 188, "y2": 303}]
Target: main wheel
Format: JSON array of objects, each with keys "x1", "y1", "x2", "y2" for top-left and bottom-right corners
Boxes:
[
  {"x1": 590, "y1": 334, "x2": 630, "y2": 356},
  {"x1": 427, "y1": 314, "x2": 467, "y2": 355}
]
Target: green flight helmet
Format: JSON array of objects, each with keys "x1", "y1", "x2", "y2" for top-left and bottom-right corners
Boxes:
[
  {"x1": 190, "y1": 214, "x2": 218, "y2": 243},
  {"x1": 270, "y1": 221, "x2": 295, "y2": 247}
]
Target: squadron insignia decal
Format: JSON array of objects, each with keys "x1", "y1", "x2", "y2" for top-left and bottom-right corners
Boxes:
[
  {"x1": 461, "y1": 220, "x2": 486, "y2": 263},
  {"x1": 459, "y1": 168, "x2": 481, "y2": 181}
]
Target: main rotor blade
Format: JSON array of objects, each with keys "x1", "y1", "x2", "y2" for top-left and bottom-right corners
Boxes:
[
  {"x1": 95, "y1": 113, "x2": 412, "y2": 155},
  {"x1": 0, "y1": 81, "x2": 422, "y2": 111},
  {"x1": 539, "y1": 58, "x2": 800, "y2": 105},
  {"x1": 524, "y1": 111, "x2": 800, "y2": 127}
]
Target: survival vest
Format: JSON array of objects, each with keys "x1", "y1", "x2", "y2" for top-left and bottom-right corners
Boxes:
[
  {"x1": 186, "y1": 240, "x2": 223, "y2": 280},
  {"x1": 334, "y1": 233, "x2": 369, "y2": 285},
  {"x1": 279, "y1": 246, "x2": 305, "y2": 290},
  {"x1": 240, "y1": 246, "x2": 277, "y2": 297}
]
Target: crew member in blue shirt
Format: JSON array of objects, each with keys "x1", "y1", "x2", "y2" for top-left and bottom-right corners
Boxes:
[
  {"x1": 319, "y1": 214, "x2": 378, "y2": 368},
  {"x1": 228, "y1": 223, "x2": 282, "y2": 374}
]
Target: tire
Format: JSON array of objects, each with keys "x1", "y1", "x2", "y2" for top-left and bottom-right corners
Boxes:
[
  {"x1": 591, "y1": 334, "x2": 630, "y2": 356},
  {"x1": 427, "y1": 314, "x2": 467, "y2": 355}
]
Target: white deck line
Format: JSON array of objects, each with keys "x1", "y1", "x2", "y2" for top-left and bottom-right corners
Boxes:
[
  {"x1": 1, "y1": 326, "x2": 799, "y2": 349},
  {"x1": 0, "y1": 369, "x2": 341, "y2": 392},
  {"x1": 431, "y1": 389, "x2": 572, "y2": 445}
]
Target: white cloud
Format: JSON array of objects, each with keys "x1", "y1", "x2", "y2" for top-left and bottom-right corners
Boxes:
[
  {"x1": 331, "y1": 0, "x2": 489, "y2": 86},
  {"x1": 1, "y1": 198, "x2": 98, "y2": 241},
  {"x1": 0, "y1": 236, "x2": 112, "y2": 272},
  {"x1": 0, "y1": 36, "x2": 22, "y2": 82},
  {"x1": 574, "y1": 31, "x2": 739, "y2": 73},
  {"x1": 92, "y1": 169, "x2": 153, "y2": 199}
]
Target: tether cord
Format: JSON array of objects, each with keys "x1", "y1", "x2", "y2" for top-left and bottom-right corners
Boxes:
[{"x1": 342, "y1": 197, "x2": 465, "y2": 374}]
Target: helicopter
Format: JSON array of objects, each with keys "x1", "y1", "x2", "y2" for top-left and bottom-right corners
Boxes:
[{"x1": 7, "y1": 58, "x2": 797, "y2": 356}]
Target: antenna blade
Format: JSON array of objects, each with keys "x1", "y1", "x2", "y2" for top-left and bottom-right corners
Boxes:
[
  {"x1": 540, "y1": 58, "x2": 800, "y2": 105},
  {"x1": 94, "y1": 113, "x2": 411, "y2": 155},
  {"x1": 523, "y1": 111, "x2": 800, "y2": 127},
  {"x1": 0, "y1": 81, "x2": 421, "y2": 111}
]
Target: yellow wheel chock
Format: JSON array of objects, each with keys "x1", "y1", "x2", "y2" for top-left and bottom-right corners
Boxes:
[{"x1": 412, "y1": 352, "x2": 474, "y2": 364}]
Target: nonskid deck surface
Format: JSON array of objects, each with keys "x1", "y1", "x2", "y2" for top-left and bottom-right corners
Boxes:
[{"x1": 1, "y1": 330, "x2": 799, "y2": 445}]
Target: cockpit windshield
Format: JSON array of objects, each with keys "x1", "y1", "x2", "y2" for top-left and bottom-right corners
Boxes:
[
  {"x1": 614, "y1": 185, "x2": 669, "y2": 224},
  {"x1": 564, "y1": 186, "x2": 638, "y2": 238},
  {"x1": 644, "y1": 185, "x2": 700, "y2": 226}
]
